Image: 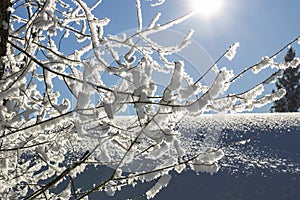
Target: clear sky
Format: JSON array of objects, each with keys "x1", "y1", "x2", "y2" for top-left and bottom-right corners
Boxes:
[{"x1": 94, "y1": 0, "x2": 300, "y2": 112}]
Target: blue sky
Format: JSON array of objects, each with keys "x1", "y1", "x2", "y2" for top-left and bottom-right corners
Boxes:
[{"x1": 94, "y1": 0, "x2": 300, "y2": 112}]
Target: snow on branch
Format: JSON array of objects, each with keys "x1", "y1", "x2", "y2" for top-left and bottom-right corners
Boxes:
[
  {"x1": 136, "y1": 0, "x2": 143, "y2": 32},
  {"x1": 1, "y1": 0, "x2": 299, "y2": 199},
  {"x1": 225, "y1": 42, "x2": 239, "y2": 61}
]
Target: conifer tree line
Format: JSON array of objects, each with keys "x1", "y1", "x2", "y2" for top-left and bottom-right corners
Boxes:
[{"x1": 271, "y1": 47, "x2": 300, "y2": 112}]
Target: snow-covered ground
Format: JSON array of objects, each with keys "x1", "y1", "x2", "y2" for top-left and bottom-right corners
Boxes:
[{"x1": 76, "y1": 113, "x2": 300, "y2": 200}]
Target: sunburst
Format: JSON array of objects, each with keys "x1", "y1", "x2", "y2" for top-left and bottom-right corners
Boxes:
[{"x1": 190, "y1": 0, "x2": 224, "y2": 18}]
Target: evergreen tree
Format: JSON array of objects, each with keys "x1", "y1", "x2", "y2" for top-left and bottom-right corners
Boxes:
[{"x1": 271, "y1": 47, "x2": 300, "y2": 112}]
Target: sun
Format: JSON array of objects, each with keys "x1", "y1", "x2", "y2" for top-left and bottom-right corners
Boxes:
[{"x1": 190, "y1": 0, "x2": 224, "y2": 18}]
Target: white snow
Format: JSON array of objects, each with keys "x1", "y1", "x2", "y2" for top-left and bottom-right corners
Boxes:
[
  {"x1": 146, "y1": 174, "x2": 172, "y2": 199},
  {"x1": 225, "y1": 42, "x2": 239, "y2": 61},
  {"x1": 252, "y1": 56, "x2": 273, "y2": 74},
  {"x1": 4, "y1": 0, "x2": 300, "y2": 199},
  {"x1": 136, "y1": 0, "x2": 143, "y2": 32}
]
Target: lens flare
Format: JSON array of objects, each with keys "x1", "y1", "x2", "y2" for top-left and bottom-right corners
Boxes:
[{"x1": 190, "y1": 0, "x2": 224, "y2": 18}]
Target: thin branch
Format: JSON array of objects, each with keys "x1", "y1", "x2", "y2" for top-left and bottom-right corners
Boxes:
[
  {"x1": 8, "y1": 40, "x2": 114, "y2": 93},
  {"x1": 25, "y1": 149, "x2": 93, "y2": 200},
  {"x1": 0, "y1": 141, "x2": 48, "y2": 152},
  {"x1": 230, "y1": 36, "x2": 300, "y2": 83},
  {"x1": 194, "y1": 46, "x2": 230, "y2": 84}
]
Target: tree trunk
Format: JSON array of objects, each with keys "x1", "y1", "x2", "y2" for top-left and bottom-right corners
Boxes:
[{"x1": 0, "y1": 0, "x2": 11, "y2": 79}]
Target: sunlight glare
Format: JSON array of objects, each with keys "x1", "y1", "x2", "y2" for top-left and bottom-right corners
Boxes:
[{"x1": 190, "y1": 0, "x2": 224, "y2": 18}]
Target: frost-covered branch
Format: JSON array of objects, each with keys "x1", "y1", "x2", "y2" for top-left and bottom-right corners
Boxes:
[
  {"x1": 1, "y1": 0, "x2": 299, "y2": 199},
  {"x1": 230, "y1": 36, "x2": 300, "y2": 83}
]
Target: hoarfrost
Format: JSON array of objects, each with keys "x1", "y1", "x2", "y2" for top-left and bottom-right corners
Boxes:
[
  {"x1": 2, "y1": 0, "x2": 299, "y2": 199},
  {"x1": 174, "y1": 164, "x2": 186, "y2": 174},
  {"x1": 148, "y1": 13, "x2": 161, "y2": 29},
  {"x1": 252, "y1": 56, "x2": 274, "y2": 74},
  {"x1": 136, "y1": 0, "x2": 143, "y2": 32},
  {"x1": 147, "y1": 0, "x2": 166, "y2": 7},
  {"x1": 190, "y1": 162, "x2": 220, "y2": 175},
  {"x1": 225, "y1": 42, "x2": 239, "y2": 61},
  {"x1": 146, "y1": 174, "x2": 172, "y2": 199}
]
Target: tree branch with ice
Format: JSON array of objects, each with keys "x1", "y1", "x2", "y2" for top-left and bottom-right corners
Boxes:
[{"x1": 0, "y1": 0, "x2": 299, "y2": 199}]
